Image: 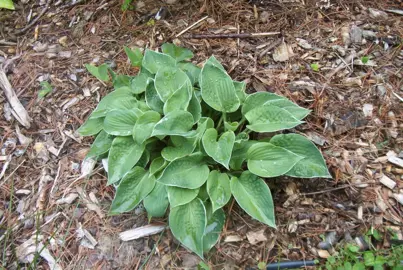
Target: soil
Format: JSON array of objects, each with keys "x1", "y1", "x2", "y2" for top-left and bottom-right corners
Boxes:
[{"x1": 0, "y1": 0, "x2": 402, "y2": 269}]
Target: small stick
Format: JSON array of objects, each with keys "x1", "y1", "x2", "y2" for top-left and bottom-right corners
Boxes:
[
  {"x1": 183, "y1": 32, "x2": 281, "y2": 39},
  {"x1": 176, "y1": 16, "x2": 209, "y2": 38},
  {"x1": 15, "y1": 0, "x2": 52, "y2": 35},
  {"x1": 300, "y1": 185, "x2": 350, "y2": 196}
]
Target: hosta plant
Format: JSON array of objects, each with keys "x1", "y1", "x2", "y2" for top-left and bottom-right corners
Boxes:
[{"x1": 78, "y1": 43, "x2": 331, "y2": 258}]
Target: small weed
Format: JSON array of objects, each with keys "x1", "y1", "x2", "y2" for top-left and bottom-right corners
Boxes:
[
  {"x1": 320, "y1": 228, "x2": 403, "y2": 270},
  {"x1": 38, "y1": 81, "x2": 53, "y2": 99},
  {"x1": 310, "y1": 63, "x2": 320, "y2": 72}
]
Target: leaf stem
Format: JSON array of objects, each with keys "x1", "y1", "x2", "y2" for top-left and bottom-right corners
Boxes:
[{"x1": 217, "y1": 114, "x2": 224, "y2": 130}]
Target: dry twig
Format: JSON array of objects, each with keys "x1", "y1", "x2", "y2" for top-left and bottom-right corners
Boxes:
[{"x1": 183, "y1": 32, "x2": 281, "y2": 39}]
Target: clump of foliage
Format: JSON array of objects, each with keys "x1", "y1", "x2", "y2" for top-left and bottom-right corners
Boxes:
[
  {"x1": 0, "y1": 0, "x2": 15, "y2": 10},
  {"x1": 78, "y1": 43, "x2": 331, "y2": 258},
  {"x1": 321, "y1": 228, "x2": 403, "y2": 270}
]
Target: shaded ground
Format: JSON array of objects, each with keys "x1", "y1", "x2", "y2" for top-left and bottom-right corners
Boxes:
[{"x1": 0, "y1": 0, "x2": 402, "y2": 269}]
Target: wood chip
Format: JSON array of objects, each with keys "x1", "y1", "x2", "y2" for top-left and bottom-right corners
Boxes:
[
  {"x1": 119, "y1": 224, "x2": 165, "y2": 241},
  {"x1": 224, "y1": 235, "x2": 242, "y2": 242},
  {"x1": 0, "y1": 70, "x2": 31, "y2": 128},
  {"x1": 246, "y1": 229, "x2": 267, "y2": 245},
  {"x1": 388, "y1": 156, "x2": 403, "y2": 168},
  {"x1": 318, "y1": 249, "x2": 331, "y2": 258},
  {"x1": 379, "y1": 175, "x2": 396, "y2": 190}
]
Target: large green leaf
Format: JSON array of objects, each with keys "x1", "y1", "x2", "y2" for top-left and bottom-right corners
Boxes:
[
  {"x1": 205, "y1": 55, "x2": 225, "y2": 70},
  {"x1": 86, "y1": 130, "x2": 114, "y2": 158},
  {"x1": 163, "y1": 79, "x2": 192, "y2": 114},
  {"x1": 85, "y1": 63, "x2": 110, "y2": 82},
  {"x1": 155, "y1": 66, "x2": 189, "y2": 102},
  {"x1": 167, "y1": 186, "x2": 200, "y2": 207},
  {"x1": 230, "y1": 171, "x2": 275, "y2": 228},
  {"x1": 242, "y1": 92, "x2": 285, "y2": 115},
  {"x1": 78, "y1": 117, "x2": 104, "y2": 136},
  {"x1": 130, "y1": 72, "x2": 151, "y2": 94},
  {"x1": 245, "y1": 104, "x2": 303, "y2": 133},
  {"x1": 270, "y1": 134, "x2": 331, "y2": 178},
  {"x1": 110, "y1": 167, "x2": 155, "y2": 214},
  {"x1": 178, "y1": 62, "x2": 201, "y2": 86},
  {"x1": 90, "y1": 90, "x2": 138, "y2": 118},
  {"x1": 203, "y1": 202, "x2": 225, "y2": 252},
  {"x1": 187, "y1": 91, "x2": 202, "y2": 122},
  {"x1": 104, "y1": 109, "x2": 142, "y2": 136},
  {"x1": 142, "y1": 49, "x2": 176, "y2": 74},
  {"x1": 230, "y1": 140, "x2": 256, "y2": 170},
  {"x1": 200, "y1": 57, "x2": 240, "y2": 113},
  {"x1": 202, "y1": 128, "x2": 235, "y2": 169},
  {"x1": 124, "y1": 46, "x2": 143, "y2": 67},
  {"x1": 247, "y1": 142, "x2": 304, "y2": 177},
  {"x1": 149, "y1": 157, "x2": 167, "y2": 175},
  {"x1": 151, "y1": 111, "x2": 195, "y2": 137},
  {"x1": 143, "y1": 182, "x2": 169, "y2": 217},
  {"x1": 107, "y1": 137, "x2": 145, "y2": 185},
  {"x1": 112, "y1": 74, "x2": 132, "y2": 92},
  {"x1": 169, "y1": 198, "x2": 206, "y2": 258},
  {"x1": 206, "y1": 171, "x2": 231, "y2": 212},
  {"x1": 0, "y1": 0, "x2": 15, "y2": 9},
  {"x1": 264, "y1": 99, "x2": 310, "y2": 120},
  {"x1": 145, "y1": 81, "x2": 164, "y2": 114},
  {"x1": 132, "y1": 111, "x2": 161, "y2": 144},
  {"x1": 157, "y1": 153, "x2": 209, "y2": 188},
  {"x1": 161, "y1": 136, "x2": 196, "y2": 161},
  {"x1": 161, "y1": 43, "x2": 194, "y2": 62}
]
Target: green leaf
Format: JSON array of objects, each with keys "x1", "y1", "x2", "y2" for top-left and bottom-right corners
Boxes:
[
  {"x1": 245, "y1": 104, "x2": 303, "y2": 133},
  {"x1": 203, "y1": 202, "x2": 225, "y2": 252},
  {"x1": 0, "y1": 0, "x2": 15, "y2": 10},
  {"x1": 78, "y1": 117, "x2": 104, "y2": 136},
  {"x1": 130, "y1": 72, "x2": 151, "y2": 94},
  {"x1": 169, "y1": 198, "x2": 206, "y2": 258},
  {"x1": 143, "y1": 182, "x2": 169, "y2": 217},
  {"x1": 90, "y1": 90, "x2": 138, "y2": 118},
  {"x1": 163, "y1": 79, "x2": 192, "y2": 114},
  {"x1": 178, "y1": 62, "x2": 201, "y2": 85},
  {"x1": 142, "y1": 49, "x2": 176, "y2": 74},
  {"x1": 270, "y1": 134, "x2": 331, "y2": 178},
  {"x1": 202, "y1": 128, "x2": 235, "y2": 169},
  {"x1": 230, "y1": 171, "x2": 275, "y2": 228},
  {"x1": 86, "y1": 130, "x2": 114, "y2": 158},
  {"x1": 344, "y1": 262, "x2": 352, "y2": 270},
  {"x1": 132, "y1": 111, "x2": 161, "y2": 144},
  {"x1": 155, "y1": 66, "x2": 189, "y2": 102},
  {"x1": 124, "y1": 46, "x2": 143, "y2": 67},
  {"x1": 161, "y1": 136, "x2": 196, "y2": 161},
  {"x1": 205, "y1": 55, "x2": 225, "y2": 70},
  {"x1": 112, "y1": 74, "x2": 132, "y2": 91},
  {"x1": 247, "y1": 142, "x2": 304, "y2": 177},
  {"x1": 85, "y1": 63, "x2": 110, "y2": 82},
  {"x1": 230, "y1": 140, "x2": 256, "y2": 170},
  {"x1": 310, "y1": 63, "x2": 320, "y2": 72},
  {"x1": 242, "y1": 92, "x2": 285, "y2": 115},
  {"x1": 200, "y1": 57, "x2": 240, "y2": 113},
  {"x1": 348, "y1": 244, "x2": 360, "y2": 253},
  {"x1": 152, "y1": 111, "x2": 195, "y2": 137},
  {"x1": 361, "y1": 56, "x2": 369, "y2": 64},
  {"x1": 167, "y1": 186, "x2": 200, "y2": 207},
  {"x1": 364, "y1": 252, "x2": 375, "y2": 266},
  {"x1": 161, "y1": 43, "x2": 194, "y2": 62},
  {"x1": 187, "y1": 91, "x2": 202, "y2": 122},
  {"x1": 263, "y1": 99, "x2": 310, "y2": 120},
  {"x1": 110, "y1": 167, "x2": 155, "y2": 214},
  {"x1": 206, "y1": 171, "x2": 231, "y2": 212},
  {"x1": 233, "y1": 81, "x2": 247, "y2": 103},
  {"x1": 224, "y1": 121, "x2": 239, "y2": 132},
  {"x1": 145, "y1": 81, "x2": 164, "y2": 114},
  {"x1": 104, "y1": 109, "x2": 141, "y2": 136},
  {"x1": 38, "y1": 81, "x2": 53, "y2": 98},
  {"x1": 137, "y1": 149, "x2": 150, "y2": 168},
  {"x1": 352, "y1": 263, "x2": 365, "y2": 270},
  {"x1": 157, "y1": 153, "x2": 209, "y2": 189},
  {"x1": 198, "y1": 261, "x2": 211, "y2": 270},
  {"x1": 149, "y1": 157, "x2": 167, "y2": 175},
  {"x1": 107, "y1": 137, "x2": 145, "y2": 185}
]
